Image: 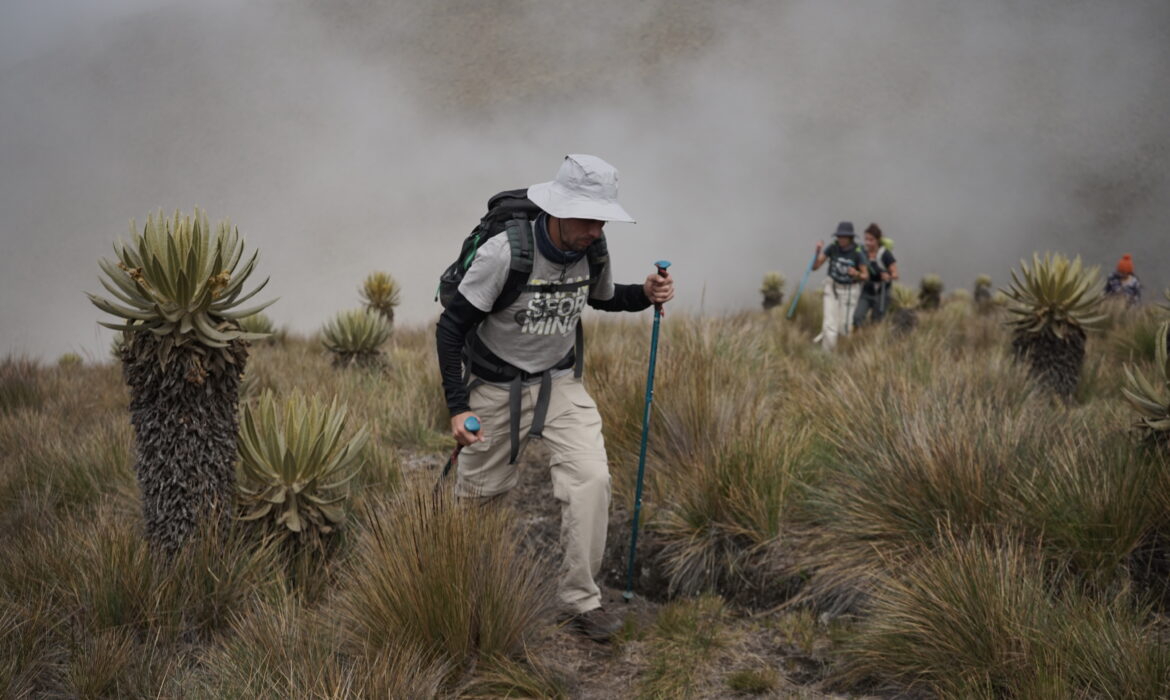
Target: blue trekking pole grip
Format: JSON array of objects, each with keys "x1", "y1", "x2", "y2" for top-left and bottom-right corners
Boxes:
[
  {"x1": 786, "y1": 246, "x2": 820, "y2": 319},
  {"x1": 436, "y1": 416, "x2": 481, "y2": 490},
  {"x1": 624, "y1": 260, "x2": 671, "y2": 602}
]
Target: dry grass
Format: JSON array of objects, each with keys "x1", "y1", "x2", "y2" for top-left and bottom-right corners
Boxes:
[
  {"x1": 837, "y1": 534, "x2": 1170, "y2": 698},
  {"x1": 337, "y1": 486, "x2": 556, "y2": 687},
  {"x1": 4, "y1": 295, "x2": 1170, "y2": 697}
]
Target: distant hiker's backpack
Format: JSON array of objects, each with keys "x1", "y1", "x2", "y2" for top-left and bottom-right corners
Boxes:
[
  {"x1": 870, "y1": 246, "x2": 890, "y2": 276},
  {"x1": 436, "y1": 188, "x2": 608, "y2": 311}
]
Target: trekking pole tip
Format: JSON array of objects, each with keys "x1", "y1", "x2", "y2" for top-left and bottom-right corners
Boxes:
[
  {"x1": 464, "y1": 416, "x2": 481, "y2": 433},
  {"x1": 654, "y1": 260, "x2": 672, "y2": 271},
  {"x1": 622, "y1": 589, "x2": 634, "y2": 603}
]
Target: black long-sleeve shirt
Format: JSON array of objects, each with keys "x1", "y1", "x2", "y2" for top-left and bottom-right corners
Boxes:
[{"x1": 436, "y1": 283, "x2": 652, "y2": 416}]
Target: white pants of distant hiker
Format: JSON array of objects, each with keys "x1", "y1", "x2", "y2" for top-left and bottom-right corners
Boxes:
[
  {"x1": 820, "y1": 279, "x2": 861, "y2": 351},
  {"x1": 455, "y1": 374, "x2": 611, "y2": 614}
]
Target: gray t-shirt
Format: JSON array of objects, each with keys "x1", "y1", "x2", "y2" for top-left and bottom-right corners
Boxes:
[{"x1": 458, "y1": 235, "x2": 615, "y2": 374}]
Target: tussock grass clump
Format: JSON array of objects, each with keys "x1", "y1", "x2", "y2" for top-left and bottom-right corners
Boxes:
[
  {"x1": 790, "y1": 287, "x2": 824, "y2": 336},
  {"x1": 66, "y1": 506, "x2": 284, "y2": 642},
  {"x1": 726, "y1": 667, "x2": 780, "y2": 695},
  {"x1": 838, "y1": 536, "x2": 1170, "y2": 698},
  {"x1": 653, "y1": 420, "x2": 810, "y2": 602},
  {"x1": 0, "y1": 356, "x2": 42, "y2": 415},
  {"x1": 197, "y1": 593, "x2": 449, "y2": 698},
  {"x1": 1, "y1": 596, "x2": 59, "y2": 698},
  {"x1": 798, "y1": 341, "x2": 1042, "y2": 611},
  {"x1": 338, "y1": 487, "x2": 553, "y2": 685},
  {"x1": 0, "y1": 411, "x2": 134, "y2": 513}
]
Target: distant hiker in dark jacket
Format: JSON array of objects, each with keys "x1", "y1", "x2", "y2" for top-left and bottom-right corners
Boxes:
[
  {"x1": 812, "y1": 221, "x2": 867, "y2": 351},
  {"x1": 1104, "y1": 254, "x2": 1141, "y2": 306},
  {"x1": 435, "y1": 154, "x2": 674, "y2": 643},
  {"x1": 853, "y1": 223, "x2": 898, "y2": 327}
]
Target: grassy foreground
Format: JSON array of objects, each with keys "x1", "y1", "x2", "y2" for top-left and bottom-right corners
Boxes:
[{"x1": 2, "y1": 297, "x2": 1169, "y2": 698}]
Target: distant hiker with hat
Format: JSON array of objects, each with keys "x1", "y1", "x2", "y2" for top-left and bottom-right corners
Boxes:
[
  {"x1": 434, "y1": 154, "x2": 675, "y2": 643},
  {"x1": 1104, "y1": 254, "x2": 1142, "y2": 307},
  {"x1": 812, "y1": 221, "x2": 868, "y2": 350},
  {"x1": 853, "y1": 223, "x2": 898, "y2": 327}
]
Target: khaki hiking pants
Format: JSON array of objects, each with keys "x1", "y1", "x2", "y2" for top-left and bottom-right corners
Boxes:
[
  {"x1": 819, "y1": 278, "x2": 861, "y2": 351},
  {"x1": 455, "y1": 373, "x2": 611, "y2": 614}
]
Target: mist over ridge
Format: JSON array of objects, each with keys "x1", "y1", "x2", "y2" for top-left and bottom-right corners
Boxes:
[{"x1": 1, "y1": 0, "x2": 1167, "y2": 359}]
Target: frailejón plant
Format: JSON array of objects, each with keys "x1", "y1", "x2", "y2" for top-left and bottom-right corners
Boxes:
[
  {"x1": 760, "y1": 272, "x2": 785, "y2": 311},
  {"x1": 919, "y1": 274, "x2": 944, "y2": 310},
  {"x1": 1003, "y1": 253, "x2": 1106, "y2": 398},
  {"x1": 360, "y1": 271, "x2": 401, "y2": 324},
  {"x1": 1122, "y1": 320, "x2": 1170, "y2": 445},
  {"x1": 88, "y1": 209, "x2": 273, "y2": 554},
  {"x1": 237, "y1": 390, "x2": 368, "y2": 537},
  {"x1": 890, "y1": 284, "x2": 919, "y2": 334},
  {"x1": 321, "y1": 308, "x2": 391, "y2": 368}
]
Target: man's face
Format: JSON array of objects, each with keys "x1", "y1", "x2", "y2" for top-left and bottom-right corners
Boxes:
[
  {"x1": 559, "y1": 218, "x2": 606, "y2": 252},
  {"x1": 837, "y1": 235, "x2": 854, "y2": 248}
]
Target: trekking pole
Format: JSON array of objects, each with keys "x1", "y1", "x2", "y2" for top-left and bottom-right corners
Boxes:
[
  {"x1": 786, "y1": 247, "x2": 819, "y2": 319},
  {"x1": 434, "y1": 416, "x2": 481, "y2": 494},
  {"x1": 624, "y1": 260, "x2": 671, "y2": 603}
]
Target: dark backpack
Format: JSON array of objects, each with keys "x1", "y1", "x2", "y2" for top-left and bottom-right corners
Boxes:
[
  {"x1": 437, "y1": 189, "x2": 611, "y2": 466},
  {"x1": 436, "y1": 188, "x2": 609, "y2": 311}
]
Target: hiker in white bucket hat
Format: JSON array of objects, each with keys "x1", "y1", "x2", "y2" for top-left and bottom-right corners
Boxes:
[
  {"x1": 527, "y1": 153, "x2": 637, "y2": 224},
  {"x1": 434, "y1": 154, "x2": 674, "y2": 643}
]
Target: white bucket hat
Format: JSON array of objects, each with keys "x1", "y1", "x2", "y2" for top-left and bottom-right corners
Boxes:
[{"x1": 526, "y1": 154, "x2": 636, "y2": 223}]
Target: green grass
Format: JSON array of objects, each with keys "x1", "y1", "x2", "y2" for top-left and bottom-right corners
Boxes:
[{"x1": 638, "y1": 595, "x2": 730, "y2": 699}]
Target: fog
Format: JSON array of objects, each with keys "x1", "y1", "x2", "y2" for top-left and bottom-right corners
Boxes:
[{"x1": 2, "y1": 0, "x2": 1167, "y2": 360}]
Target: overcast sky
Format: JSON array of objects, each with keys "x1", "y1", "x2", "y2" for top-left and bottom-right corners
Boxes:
[{"x1": 2, "y1": 0, "x2": 1167, "y2": 360}]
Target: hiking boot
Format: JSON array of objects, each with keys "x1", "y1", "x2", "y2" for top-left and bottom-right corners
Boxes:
[{"x1": 561, "y1": 607, "x2": 624, "y2": 643}]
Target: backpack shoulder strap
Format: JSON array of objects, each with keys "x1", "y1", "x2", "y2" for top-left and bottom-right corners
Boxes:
[
  {"x1": 491, "y1": 214, "x2": 535, "y2": 313},
  {"x1": 585, "y1": 235, "x2": 609, "y2": 287}
]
